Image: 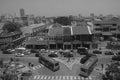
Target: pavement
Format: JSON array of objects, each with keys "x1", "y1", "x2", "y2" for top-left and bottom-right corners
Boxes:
[{"x1": 53, "y1": 57, "x2": 81, "y2": 70}]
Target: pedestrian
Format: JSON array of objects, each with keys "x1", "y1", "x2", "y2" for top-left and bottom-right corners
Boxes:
[
  {"x1": 28, "y1": 62, "x2": 31, "y2": 67},
  {"x1": 101, "y1": 64, "x2": 104, "y2": 70}
]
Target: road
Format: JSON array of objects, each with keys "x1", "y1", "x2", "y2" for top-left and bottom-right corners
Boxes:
[{"x1": 0, "y1": 51, "x2": 113, "y2": 80}]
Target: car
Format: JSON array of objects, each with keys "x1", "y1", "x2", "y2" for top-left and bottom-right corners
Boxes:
[
  {"x1": 2, "y1": 50, "x2": 13, "y2": 54},
  {"x1": 48, "y1": 53, "x2": 58, "y2": 58},
  {"x1": 104, "y1": 51, "x2": 114, "y2": 55},
  {"x1": 112, "y1": 56, "x2": 120, "y2": 61},
  {"x1": 93, "y1": 50, "x2": 102, "y2": 54},
  {"x1": 35, "y1": 53, "x2": 40, "y2": 57},
  {"x1": 80, "y1": 54, "x2": 96, "y2": 64},
  {"x1": 30, "y1": 49, "x2": 39, "y2": 53},
  {"x1": 23, "y1": 50, "x2": 31, "y2": 55},
  {"x1": 15, "y1": 53, "x2": 24, "y2": 57}
]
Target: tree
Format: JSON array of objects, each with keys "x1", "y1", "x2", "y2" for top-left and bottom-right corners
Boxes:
[
  {"x1": 2, "y1": 21, "x2": 21, "y2": 33},
  {"x1": 54, "y1": 17, "x2": 71, "y2": 25}
]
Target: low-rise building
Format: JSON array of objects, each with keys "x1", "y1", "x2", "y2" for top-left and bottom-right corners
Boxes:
[
  {"x1": 0, "y1": 31, "x2": 25, "y2": 50},
  {"x1": 93, "y1": 19, "x2": 120, "y2": 40}
]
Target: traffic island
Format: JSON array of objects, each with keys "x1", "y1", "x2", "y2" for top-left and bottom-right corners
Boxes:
[{"x1": 53, "y1": 57, "x2": 81, "y2": 70}]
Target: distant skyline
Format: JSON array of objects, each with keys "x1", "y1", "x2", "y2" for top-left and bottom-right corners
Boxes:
[{"x1": 0, "y1": 0, "x2": 120, "y2": 17}]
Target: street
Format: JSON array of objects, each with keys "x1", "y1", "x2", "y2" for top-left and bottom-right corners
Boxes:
[{"x1": 0, "y1": 50, "x2": 113, "y2": 80}]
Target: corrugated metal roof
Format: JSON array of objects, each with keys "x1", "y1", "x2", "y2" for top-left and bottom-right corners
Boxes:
[
  {"x1": 72, "y1": 26, "x2": 90, "y2": 35},
  {"x1": 48, "y1": 26, "x2": 63, "y2": 36}
]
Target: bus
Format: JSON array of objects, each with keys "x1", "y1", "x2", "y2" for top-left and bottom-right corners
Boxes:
[
  {"x1": 77, "y1": 47, "x2": 88, "y2": 55},
  {"x1": 39, "y1": 55, "x2": 60, "y2": 72},
  {"x1": 79, "y1": 55, "x2": 98, "y2": 77}
]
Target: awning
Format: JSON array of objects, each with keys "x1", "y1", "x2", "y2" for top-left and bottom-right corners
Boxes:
[
  {"x1": 48, "y1": 41, "x2": 56, "y2": 44},
  {"x1": 102, "y1": 32, "x2": 112, "y2": 35},
  {"x1": 64, "y1": 42, "x2": 71, "y2": 45}
]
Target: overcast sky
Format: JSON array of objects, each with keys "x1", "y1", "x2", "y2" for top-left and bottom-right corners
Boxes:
[{"x1": 0, "y1": 0, "x2": 120, "y2": 17}]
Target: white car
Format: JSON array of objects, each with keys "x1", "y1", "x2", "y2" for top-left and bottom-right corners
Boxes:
[{"x1": 15, "y1": 53, "x2": 24, "y2": 57}]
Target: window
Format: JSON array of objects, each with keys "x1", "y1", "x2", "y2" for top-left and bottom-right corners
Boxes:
[
  {"x1": 112, "y1": 24, "x2": 117, "y2": 26},
  {"x1": 95, "y1": 28, "x2": 102, "y2": 31},
  {"x1": 103, "y1": 27, "x2": 109, "y2": 32},
  {"x1": 81, "y1": 68, "x2": 86, "y2": 72},
  {"x1": 110, "y1": 28, "x2": 116, "y2": 31},
  {"x1": 95, "y1": 24, "x2": 101, "y2": 26}
]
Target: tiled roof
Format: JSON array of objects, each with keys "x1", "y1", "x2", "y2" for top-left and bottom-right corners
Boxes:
[
  {"x1": 72, "y1": 26, "x2": 91, "y2": 35},
  {"x1": 0, "y1": 31, "x2": 22, "y2": 37},
  {"x1": 48, "y1": 26, "x2": 63, "y2": 36},
  {"x1": 63, "y1": 27, "x2": 71, "y2": 36}
]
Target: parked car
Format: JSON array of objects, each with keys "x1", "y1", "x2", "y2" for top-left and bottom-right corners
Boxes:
[
  {"x1": 23, "y1": 50, "x2": 31, "y2": 55},
  {"x1": 30, "y1": 49, "x2": 39, "y2": 53},
  {"x1": 48, "y1": 53, "x2": 58, "y2": 58},
  {"x1": 112, "y1": 56, "x2": 120, "y2": 61},
  {"x1": 93, "y1": 50, "x2": 102, "y2": 54},
  {"x1": 2, "y1": 50, "x2": 13, "y2": 54},
  {"x1": 15, "y1": 53, "x2": 24, "y2": 57},
  {"x1": 35, "y1": 53, "x2": 40, "y2": 57},
  {"x1": 104, "y1": 51, "x2": 114, "y2": 55}
]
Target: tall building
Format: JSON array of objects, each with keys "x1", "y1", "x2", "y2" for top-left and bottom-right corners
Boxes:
[{"x1": 20, "y1": 8, "x2": 25, "y2": 17}]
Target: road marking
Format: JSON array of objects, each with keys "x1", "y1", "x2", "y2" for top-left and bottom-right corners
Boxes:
[
  {"x1": 40, "y1": 75, "x2": 44, "y2": 79},
  {"x1": 55, "y1": 76, "x2": 58, "y2": 79},
  {"x1": 33, "y1": 75, "x2": 37, "y2": 79},
  {"x1": 32, "y1": 64, "x2": 44, "y2": 70},
  {"x1": 81, "y1": 77, "x2": 84, "y2": 80},
  {"x1": 32, "y1": 75, "x2": 94, "y2": 80},
  {"x1": 48, "y1": 76, "x2": 51, "y2": 79},
  {"x1": 44, "y1": 75, "x2": 47, "y2": 79},
  {"x1": 73, "y1": 76, "x2": 76, "y2": 80},
  {"x1": 63, "y1": 76, "x2": 65, "y2": 80},
  {"x1": 59, "y1": 76, "x2": 62, "y2": 80},
  {"x1": 51, "y1": 76, "x2": 54, "y2": 80},
  {"x1": 37, "y1": 75, "x2": 40, "y2": 79},
  {"x1": 77, "y1": 76, "x2": 81, "y2": 80},
  {"x1": 70, "y1": 76, "x2": 73, "y2": 80},
  {"x1": 66, "y1": 76, "x2": 69, "y2": 79}
]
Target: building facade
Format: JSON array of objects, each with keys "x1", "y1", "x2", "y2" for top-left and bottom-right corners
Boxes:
[
  {"x1": 93, "y1": 20, "x2": 120, "y2": 40},
  {"x1": 0, "y1": 31, "x2": 25, "y2": 50}
]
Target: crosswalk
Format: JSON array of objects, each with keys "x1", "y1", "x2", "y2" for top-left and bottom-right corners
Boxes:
[
  {"x1": 32, "y1": 75, "x2": 96, "y2": 80},
  {"x1": 31, "y1": 64, "x2": 44, "y2": 70}
]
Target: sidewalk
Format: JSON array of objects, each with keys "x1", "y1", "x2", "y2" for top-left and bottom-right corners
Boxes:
[{"x1": 53, "y1": 57, "x2": 81, "y2": 70}]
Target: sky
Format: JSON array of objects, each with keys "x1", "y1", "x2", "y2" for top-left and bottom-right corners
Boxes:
[{"x1": 0, "y1": 0, "x2": 120, "y2": 17}]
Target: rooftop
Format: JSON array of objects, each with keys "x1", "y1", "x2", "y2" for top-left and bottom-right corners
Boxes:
[
  {"x1": 26, "y1": 37, "x2": 48, "y2": 45},
  {"x1": 0, "y1": 31, "x2": 22, "y2": 38},
  {"x1": 71, "y1": 26, "x2": 91, "y2": 35}
]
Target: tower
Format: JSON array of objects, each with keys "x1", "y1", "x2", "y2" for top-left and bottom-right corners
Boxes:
[{"x1": 20, "y1": 8, "x2": 25, "y2": 17}]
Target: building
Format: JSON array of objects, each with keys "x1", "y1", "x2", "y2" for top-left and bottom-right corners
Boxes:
[
  {"x1": 0, "y1": 31, "x2": 25, "y2": 50},
  {"x1": 20, "y1": 8, "x2": 25, "y2": 17},
  {"x1": 21, "y1": 23, "x2": 46, "y2": 37},
  {"x1": 47, "y1": 23, "x2": 92, "y2": 49},
  {"x1": 25, "y1": 22, "x2": 93, "y2": 50},
  {"x1": 93, "y1": 19, "x2": 120, "y2": 40},
  {"x1": 71, "y1": 25, "x2": 92, "y2": 49}
]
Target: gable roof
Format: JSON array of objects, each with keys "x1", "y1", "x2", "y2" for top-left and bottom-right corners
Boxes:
[
  {"x1": 63, "y1": 27, "x2": 71, "y2": 36},
  {"x1": 72, "y1": 26, "x2": 91, "y2": 35},
  {"x1": 48, "y1": 26, "x2": 63, "y2": 36}
]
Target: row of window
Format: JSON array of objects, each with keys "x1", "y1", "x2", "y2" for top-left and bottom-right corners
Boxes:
[
  {"x1": 48, "y1": 35, "x2": 92, "y2": 41},
  {"x1": 95, "y1": 24, "x2": 117, "y2": 26},
  {"x1": 95, "y1": 28, "x2": 117, "y2": 31}
]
